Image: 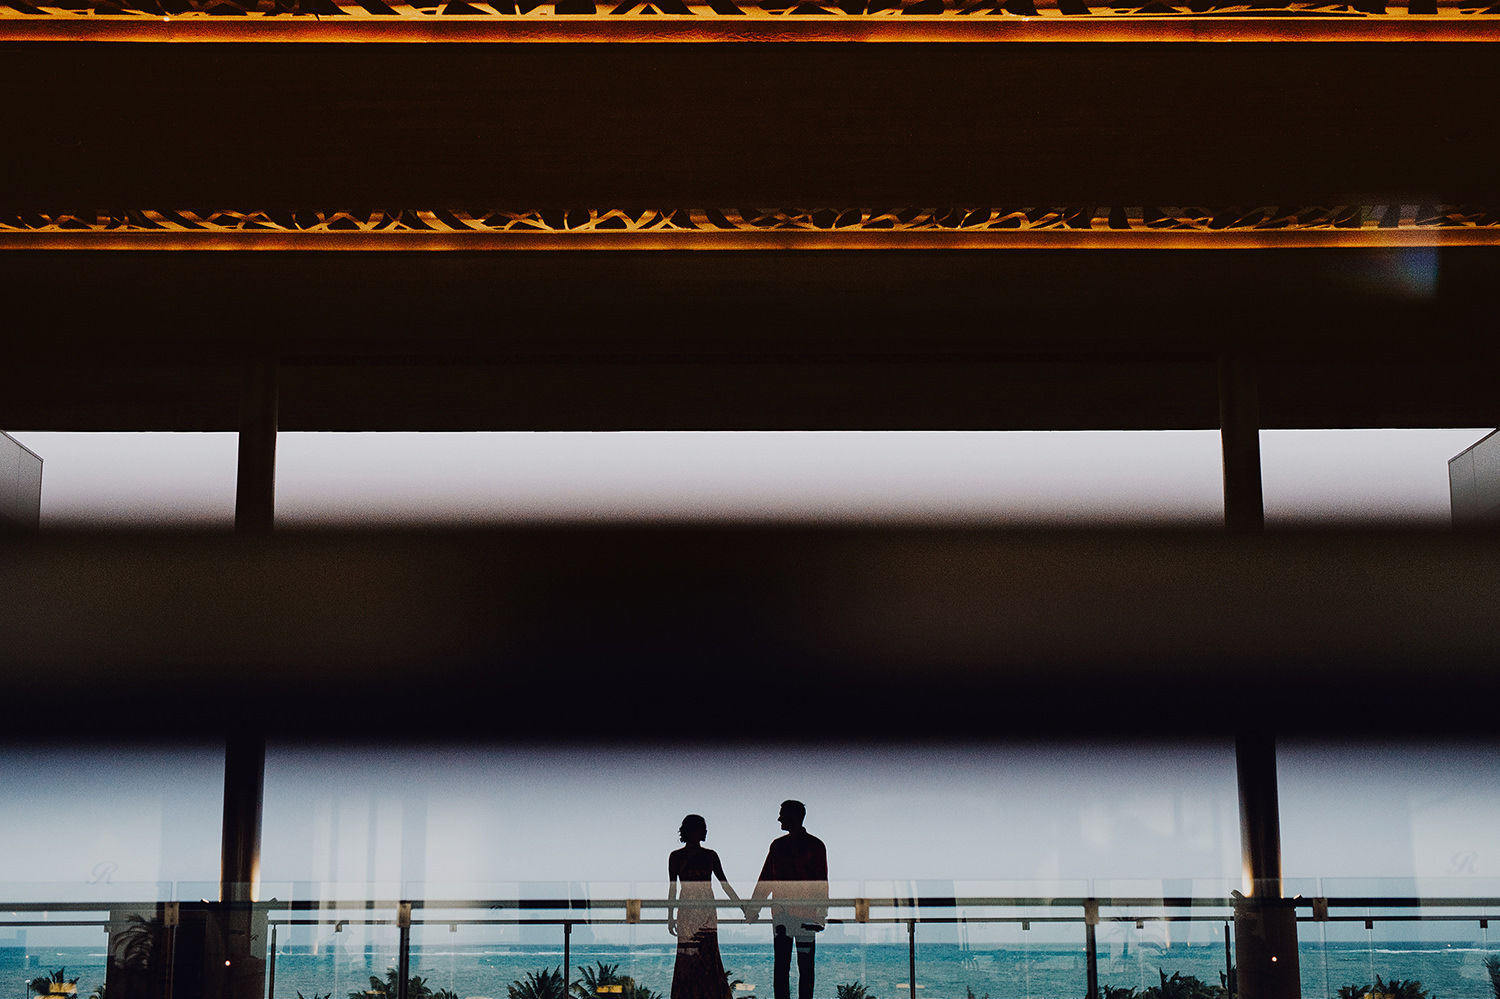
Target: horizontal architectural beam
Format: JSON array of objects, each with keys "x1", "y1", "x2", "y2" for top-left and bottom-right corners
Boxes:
[
  {"x1": 4, "y1": 207, "x2": 1498, "y2": 250},
  {"x1": 3, "y1": 14, "x2": 1500, "y2": 43},
  {"x1": 3, "y1": 528, "x2": 1498, "y2": 740},
  {"x1": 2, "y1": 246, "x2": 1495, "y2": 430},
  {"x1": 7, "y1": 356, "x2": 1498, "y2": 431}
]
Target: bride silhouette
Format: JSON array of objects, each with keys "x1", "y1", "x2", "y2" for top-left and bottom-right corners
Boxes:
[{"x1": 668, "y1": 814, "x2": 743, "y2": 999}]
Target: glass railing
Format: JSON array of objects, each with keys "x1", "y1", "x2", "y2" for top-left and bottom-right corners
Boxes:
[{"x1": 5, "y1": 880, "x2": 1500, "y2": 999}]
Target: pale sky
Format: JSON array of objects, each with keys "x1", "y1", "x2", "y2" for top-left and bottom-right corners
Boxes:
[
  {"x1": 7, "y1": 740, "x2": 1500, "y2": 901},
  {"x1": 6, "y1": 429, "x2": 1490, "y2": 529}
]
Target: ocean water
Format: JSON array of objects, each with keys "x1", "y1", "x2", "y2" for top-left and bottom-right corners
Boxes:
[{"x1": 5, "y1": 941, "x2": 1499, "y2": 999}]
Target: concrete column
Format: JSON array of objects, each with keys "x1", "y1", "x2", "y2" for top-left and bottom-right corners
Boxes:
[
  {"x1": 235, "y1": 358, "x2": 278, "y2": 536},
  {"x1": 1219, "y1": 353, "x2": 1264, "y2": 532},
  {"x1": 225, "y1": 361, "x2": 273, "y2": 999},
  {"x1": 220, "y1": 729, "x2": 265, "y2": 903},
  {"x1": 209, "y1": 729, "x2": 268, "y2": 999},
  {"x1": 1234, "y1": 731, "x2": 1300, "y2": 999}
]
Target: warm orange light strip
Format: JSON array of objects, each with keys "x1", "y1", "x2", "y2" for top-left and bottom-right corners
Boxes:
[
  {"x1": 0, "y1": 14, "x2": 1497, "y2": 42},
  {"x1": 3, "y1": 227, "x2": 1498, "y2": 249}
]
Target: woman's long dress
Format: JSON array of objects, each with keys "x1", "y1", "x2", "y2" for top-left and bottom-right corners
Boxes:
[{"x1": 671, "y1": 848, "x2": 732, "y2": 999}]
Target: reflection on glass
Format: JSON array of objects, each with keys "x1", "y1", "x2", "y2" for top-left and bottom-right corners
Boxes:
[{"x1": 5, "y1": 880, "x2": 1500, "y2": 998}]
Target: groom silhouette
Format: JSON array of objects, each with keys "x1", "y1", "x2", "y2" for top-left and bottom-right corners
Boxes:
[{"x1": 747, "y1": 800, "x2": 828, "y2": 999}]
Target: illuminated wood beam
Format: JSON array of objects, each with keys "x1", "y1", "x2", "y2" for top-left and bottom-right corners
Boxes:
[
  {"x1": 2, "y1": 210, "x2": 1497, "y2": 250},
  {"x1": 3, "y1": 13, "x2": 1500, "y2": 42}
]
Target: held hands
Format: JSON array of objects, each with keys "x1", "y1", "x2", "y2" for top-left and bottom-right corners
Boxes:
[{"x1": 667, "y1": 917, "x2": 678, "y2": 937}]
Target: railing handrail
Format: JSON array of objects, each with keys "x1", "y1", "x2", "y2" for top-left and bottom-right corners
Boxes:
[{"x1": 7, "y1": 893, "x2": 1500, "y2": 914}]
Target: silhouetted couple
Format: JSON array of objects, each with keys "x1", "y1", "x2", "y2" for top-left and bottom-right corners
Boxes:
[{"x1": 668, "y1": 801, "x2": 828, "y2": 999}]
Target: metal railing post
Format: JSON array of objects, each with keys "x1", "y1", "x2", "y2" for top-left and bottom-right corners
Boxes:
[
  {"x1": 397, "y1": 902, "x2": 413, "y2": 999},
  {"x1": 564, "y1": 921, "x2": 572, "y2": 998},
  {"x1": 907, "y1": 919, "x2": 916, "y2": 999},
  {"x1": 1084, "y1": 899, "x2": 1100, "y2": 999},
  {"x1": 267, "y1": 923, "x2": 278, "y2": 999},
  {"x1": 163, "y1": 901, "x2": 180, "y2": 999},
  {"x1": 1224, "y1": 921, "x2": 1234, "y2": 999}
]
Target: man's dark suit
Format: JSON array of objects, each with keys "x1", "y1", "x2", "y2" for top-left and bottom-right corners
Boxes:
[{"x1": 751, "y1": 828, "x2": 828, "y2": 999}]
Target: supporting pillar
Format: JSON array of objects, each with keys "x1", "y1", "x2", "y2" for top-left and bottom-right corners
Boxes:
[
  {"x1": 212, "y1": 729, "x2": 268, "y2": 999},
  {"x1": 221, "y1": 729, "x2": 265, "y2": 903},
  {"x1": 214, "y1": 357, "x2": 275, "y2": 999},
  {"x1": 1219, "y1": 353, "x2": 1264, "y2": 532},
  {"x1": 227, "y1": 355, "x2": 275, "y2": 900},
  {"x1": 235, "y1": 358, "x2": 278, "y2": 537},
  {"x1": 1234, "y1": 731, "x2": 1300, "y2": 999}
]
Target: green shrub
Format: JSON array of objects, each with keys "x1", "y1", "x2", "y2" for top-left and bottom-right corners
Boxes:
[
  {"x1": 512, "y1": 967, "x2": 569, "y2": 999},
  {"x1": 1336, "y1": 977, "x2": 1431, "y2": 999},
  {"x1": 349, "y1": 967, "x2": 442, "y2": 999},
  {"x1": 1141, "y1": 971, "x2": 1226, "y2": 999}
]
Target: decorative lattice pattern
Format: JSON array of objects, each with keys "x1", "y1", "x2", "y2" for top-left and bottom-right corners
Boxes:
[
  {"x1": 3, "y1": 207, "x2": 1498, "y2": 234},
  {"x1": 0, "y1": 0, "x2": 1496, "y2": 15}
]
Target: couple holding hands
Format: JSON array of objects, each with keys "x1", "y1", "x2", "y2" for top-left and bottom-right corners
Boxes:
[{"x1": 667, "y1": 801, "x2": 829, "y2": 999}]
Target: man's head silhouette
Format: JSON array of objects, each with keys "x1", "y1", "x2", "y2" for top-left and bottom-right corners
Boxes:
[{"x1": 778, "y1": 800, "x2": 806, "y2": 831}]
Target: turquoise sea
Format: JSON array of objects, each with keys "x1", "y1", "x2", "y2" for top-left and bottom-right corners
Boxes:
[{"x1": 5, "y1": 941, "x2": 1499, "y2": 999}]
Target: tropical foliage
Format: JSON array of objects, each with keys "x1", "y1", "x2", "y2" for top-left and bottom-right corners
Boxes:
[
  {"x1": 349, "y1": 966, "x2": 447, "y2": 999},
  {"x1": 1484, "y1": 956, "x2": 1500, "y2": 999},
  {"x1": 568, "y1": 962, "x2": 660, "y2": 999},
  {"x1": 1100, "y1": 987, "x2": 1140, "y2": 999},
  {"x1": 1336, "y1": 977, "x2": 1430, "y2": 999},
  {"x1": 513, "y1": 967, "x2": 570, "y2": 999},
  {"x1": 1141, "y1": 971, "x2": 1227, "y2": 999},
  {"x1": 30, "y1": 968, "x2": 81, "y2": 996},
  {"x1": 111, "y1": 915, "x2": 157, "y2": 971},
  {"x1": 1097, "y1": 971, "x2": 1230, "y2": 999},
  {"x1": 838, "y1": 983, "x2": 877, "y2": 999}
]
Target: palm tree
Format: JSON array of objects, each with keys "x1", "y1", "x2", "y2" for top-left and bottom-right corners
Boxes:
[
  {"x1": 349, "y1": 966, "x2": 440, "y2": 999},
  {"x1": 837, "y1": 983, "x2": 876, "y2": 999},
  {"x1": 1141, "y1": 971, "x2": 1225, "y2": 999},
  {"x1": 570, "y1": 963, "x2": 659, "y2": 999},
  {"x1": 574, "y1": 963, "x2": 626, "y2": 999},
  {"x1": 111, "y1": 915, "x2": 157, "y2": 972},
  {"x1": 511, "y1": 967, "x2": 569, "y2": 999},
  {"x1": 30, "y1": 969, "x2": 80, "y2": 997},
  {"x1": 1337, "y1": 977, "x2": 1430, "y2": 999}
]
